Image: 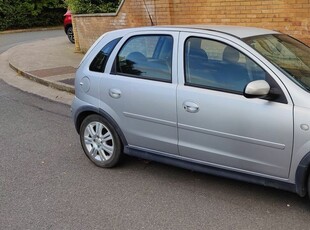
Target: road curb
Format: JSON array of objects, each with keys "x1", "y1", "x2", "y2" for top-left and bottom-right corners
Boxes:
[
  {"x1": 9, "y1": 62, "x2": 75, "y2": 94},
  {"x1": 0, "y1": 26, "x2": 63, "y2": 35}
]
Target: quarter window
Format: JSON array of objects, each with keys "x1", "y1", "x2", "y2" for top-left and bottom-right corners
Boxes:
[
  {"x1": 89, "y1": 37, "x2": 121, "y2": 72},
  {"x1": 116, "y1": 35, "x2": 173, "y2": 82},
  {"x1": 184, "y1": 37, "x2": 267, "y2": 93}
]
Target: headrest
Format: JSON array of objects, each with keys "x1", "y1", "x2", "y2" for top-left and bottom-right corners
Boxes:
[
  {"x1": 223, "y1": 46, "x2": 240, "y2": 63},
  {"x1": 127, "y1": 52, "x2": 147, "y2": 63}
]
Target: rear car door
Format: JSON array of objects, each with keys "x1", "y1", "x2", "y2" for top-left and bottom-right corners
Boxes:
[
  {"x1": 102, "y1": 31, "x2": 179, "y2": 155},
  {"x1": 177, "y1": 32, "x2": 294, "y2": 178}
]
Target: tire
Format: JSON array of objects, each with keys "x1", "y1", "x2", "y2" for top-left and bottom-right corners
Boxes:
[
  {"x1": 66, "y1": 26, "x2": 75, "y2": 44},
  {"x1": 80, "y1": 114, "x2": 122, "y2": 168}
]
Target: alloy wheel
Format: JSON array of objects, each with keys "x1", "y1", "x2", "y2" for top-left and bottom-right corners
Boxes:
[{"x1": 84, "y1": 121, "x2": 114, "y2": 162}]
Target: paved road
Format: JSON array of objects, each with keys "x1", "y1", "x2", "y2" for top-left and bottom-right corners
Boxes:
[
  {"x1": 0, "y1": 29, "x2": 64, "y2": 54},
  {"x1": 0, "y1": 80, "x2": 310, "y2": 229}
]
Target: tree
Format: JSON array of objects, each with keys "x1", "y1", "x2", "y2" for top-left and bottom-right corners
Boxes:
[
  {"x1": 27, "y1": 0, "x2": 66, "y2": 15},
  {"x1": 0, "y1": 0, "x2": 66, "y2": 30},
  {"x1": 65, "y1": 0, "x2": 120, "y2": 14}
]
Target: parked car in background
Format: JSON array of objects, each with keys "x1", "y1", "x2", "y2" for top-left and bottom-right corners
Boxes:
[
  {"x1": 64, "y1": 10, "x2": 74, "y2": 43},
  {"x1": 71, "y1": 25, "x2": 310, "y2": 201}
]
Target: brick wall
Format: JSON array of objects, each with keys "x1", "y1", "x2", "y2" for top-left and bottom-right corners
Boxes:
[
  {"x1": 72, "y1": 0, "x2": 156, "y2": 52},
  {"x1": 73, "y1": 0, "x2": 310, "y2": 52}
]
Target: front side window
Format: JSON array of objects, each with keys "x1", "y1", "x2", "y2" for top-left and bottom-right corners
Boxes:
[
  {"x1": 89, "y1": 37, "x2": 121, "y2": 72},
  {"x1": 243, "y1": 34, "x2": 310, "y2": 91},
  {"x1": 116, "y1": 35, "x2": 173, "y2": 82},
  {"x1": 184, "y1": 37, "x2": 267, "y2": 93}
]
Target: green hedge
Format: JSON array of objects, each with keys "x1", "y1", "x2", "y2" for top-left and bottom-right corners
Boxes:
[
  {"x1": 66, "y1": 0, "x2": 120, "y2": 14},
  {"x1": 0, "y1": 0, "x2": 121, "y2": 31},
  {"x1": 0, "y1": 0, "x2": 66, "y2": 31}
]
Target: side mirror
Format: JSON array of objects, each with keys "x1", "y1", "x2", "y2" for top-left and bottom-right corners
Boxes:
[{"x1": 243, "y1": 80, "x2": 270, "y2": 98}]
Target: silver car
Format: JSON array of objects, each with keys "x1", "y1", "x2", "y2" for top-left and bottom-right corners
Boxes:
[{"x1": 72, "y1": 25, "x2": 310, "y2": 200}]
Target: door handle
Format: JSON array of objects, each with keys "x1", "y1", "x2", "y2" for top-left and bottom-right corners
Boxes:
[
  {"x1": 183, "y1": 101, "x2": 199, "y2": 113},
  {"x1": 109, "y1": 89, "x2": 122, "y2": 99}
]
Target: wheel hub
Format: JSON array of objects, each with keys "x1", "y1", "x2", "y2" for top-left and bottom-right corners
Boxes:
[{"x1": 84, "y1": 121, "x2": 114, "y2": 162}]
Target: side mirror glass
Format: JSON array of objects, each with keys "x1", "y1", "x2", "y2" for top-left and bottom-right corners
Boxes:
[{"x1": 244, "y1": 80, "x2": 270, "y2": 98}]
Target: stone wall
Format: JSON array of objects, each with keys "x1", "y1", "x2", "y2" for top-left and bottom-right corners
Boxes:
[{"x1": 73, "y1": 0, "x2": 310, "y2": 52}]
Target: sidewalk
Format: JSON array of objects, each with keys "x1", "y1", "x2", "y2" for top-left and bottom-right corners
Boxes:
[{"x1": 8, "y1": 36, "x2": 84, "y2": 94}]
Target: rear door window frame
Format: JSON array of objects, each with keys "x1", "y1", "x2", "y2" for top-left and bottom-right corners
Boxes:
[{"x1": 112, "y1": 34, "x2": 174, "y2": 83}]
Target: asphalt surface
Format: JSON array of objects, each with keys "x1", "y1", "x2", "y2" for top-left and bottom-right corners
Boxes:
[
  {"x1": 0, "y1": 29, "x2": 64, "y2": 54},
  {"x1": 1, "y1": 29, "x2": 310, "y2": 229},
  {"x1": 1, "y1": 79, "x2": 310, "y2": 229}
]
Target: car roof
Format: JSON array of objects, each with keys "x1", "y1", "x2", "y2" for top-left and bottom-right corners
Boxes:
[
  {"x1": 111, "y1": 25, "x2": 279, "y2": 39},
  {"x1": 165, "y1": 25, "x2": 279, "y2": 38}
]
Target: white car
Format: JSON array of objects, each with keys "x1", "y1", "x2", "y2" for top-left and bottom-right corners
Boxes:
[{"x1": 72, "y1": 25, "x2": 310, "y2": 200}]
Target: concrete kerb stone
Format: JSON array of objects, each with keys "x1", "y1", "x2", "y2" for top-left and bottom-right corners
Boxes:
[
  {"x1": 9, "y1": 61, "x2": 75, "y2": 94},
  {"x1": 0, "y1": 26, "x2": 63, "y2": 35}
]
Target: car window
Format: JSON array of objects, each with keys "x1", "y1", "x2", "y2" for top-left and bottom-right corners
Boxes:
[
  {"x1": 89, "y1": 37, "x2": 121, "y2": 72},
  {"x1": 116, "y1": 35, "x2": 173, "y2": 82},
  {"x1": 244, "y1": 34, "x2": 310, "y2": 92},
  {"x1": 184, "y1": 37, "x2": 267, "y2": 93}
]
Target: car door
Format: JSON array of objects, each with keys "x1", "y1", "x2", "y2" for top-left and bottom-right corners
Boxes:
[
  {"x1": 177, "y1": 32, "x2": 294, "y2": 178},
  {"x1": 101, "y1": 31, "x2": 179, "y2": 155}
]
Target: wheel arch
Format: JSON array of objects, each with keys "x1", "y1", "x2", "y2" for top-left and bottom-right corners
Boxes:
[
  {"x1": 74, "y1": 107, "x2": 128, "y2": 146},
  {"x1": 295, "y1": 152, "x2": 310, "y2": 196}
]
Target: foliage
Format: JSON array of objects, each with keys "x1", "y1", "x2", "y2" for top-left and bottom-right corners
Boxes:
[
  {"x1": 0, "y1": 0, "x2": 66, "y2": 31},
  {"x1": 65, "y1": 0, "x2": 120, "y2": 14}
]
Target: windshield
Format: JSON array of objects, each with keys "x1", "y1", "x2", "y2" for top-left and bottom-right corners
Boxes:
[{"x1": 243, "y1": 34, "x2": 310, "y2": 91}]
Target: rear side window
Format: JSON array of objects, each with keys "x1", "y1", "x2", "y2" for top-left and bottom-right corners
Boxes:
[
  {"x1": 115, "y1": 35, "x2": 173, "y2": 82},
  {"x1": 89, "y1": 37, "x2": 121, "y2": 72}
]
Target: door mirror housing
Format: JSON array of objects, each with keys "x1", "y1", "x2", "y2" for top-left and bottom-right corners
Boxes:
[{"x1": 244, "y1": 80, "x2": 270, "y2": 98}]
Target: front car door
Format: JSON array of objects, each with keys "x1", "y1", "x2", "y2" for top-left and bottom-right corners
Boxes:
[{"x1": 177, "y1": 32, "x2": 293, "y2": 179}]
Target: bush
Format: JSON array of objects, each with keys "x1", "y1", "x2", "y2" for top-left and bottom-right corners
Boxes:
[
  {"x1": 0, "y1": 0, "x2": 66, "y2": 31},
  {"x1": 66, "y1": 0, "x2": 120, "y2": 14}
]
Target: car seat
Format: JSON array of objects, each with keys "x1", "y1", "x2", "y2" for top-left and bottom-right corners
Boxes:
[{"x1": 221, "y1": 46, "x2": 249, "y2": 91}]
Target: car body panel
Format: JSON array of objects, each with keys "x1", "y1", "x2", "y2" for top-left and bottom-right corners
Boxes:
[
  {"x1": 101, "y1": 31, "x2": 180, "y2": 154},
  {"x1": 176, "y1": 31, "x2": 294, "y2": 179},
  {"x1": 63, "y1": 10, "x2": 72, "y2": 31},
  {"x1": 291, "y1": 107, "x2": 310, "y2": 181},
  {"x1": 177, "y1": 84, "x2": 293, "y2": 178},
  {"x1": 162, "y1": 25, "x2": 279, "y2": 38}
]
